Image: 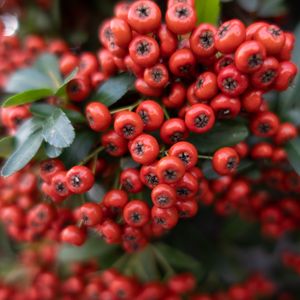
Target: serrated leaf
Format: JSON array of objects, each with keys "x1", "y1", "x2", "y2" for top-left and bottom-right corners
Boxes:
[
  {"x1": 2, "y1": 88, "x2": 53, "y2": 107},
  {"x1": 44, "y1": 143, "x2": 63, "y2": 158},
  {"x1": 0, "y1": 136, "x2": 15, "y2": 158},
  {"x1": 60, "y1": 131, "x2": 97, "y2": 168},
  {"x1": 94, "y1": 73, "x2": 135, "y2": 106},
  {"x1": 15, "y1": 118, "x2": 43, "y2": 146},
  {"x1": 42, "y1": 108, "x2": 75, "y2": 148},
  {"x1": 286, "y1": 138, "x2": 300, "y2": 175},
  {"x1": 30, "y1": 103, "x2": 85, "y2": 123},
  {"x1": 5, "y1": 68, "x2": 54, "y2": 93},
  {"x1": 1, "y1": 130, "x2": 43, "y2": 177},
  {"x1": 34, "y1": 53, "x2": 62, "y2": 90},
  {"x1": 195, "y1": 0, "x2": 220, "y2": 25},
  {"x1": 188, "y1": 121, "x2": 249, "y2": 154}
]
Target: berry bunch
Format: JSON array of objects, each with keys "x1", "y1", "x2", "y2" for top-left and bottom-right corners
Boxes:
[{"x1": 0, "y1": 0, "x2": 299, "y2": 253}]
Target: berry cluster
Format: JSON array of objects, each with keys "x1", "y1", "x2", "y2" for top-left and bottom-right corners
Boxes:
[
  {"x1": 0, "y1": 240, "x2": 276, "y2": 300},
  {"x1": 0, "y1": 0, "x2": 299, "y2": 253}
]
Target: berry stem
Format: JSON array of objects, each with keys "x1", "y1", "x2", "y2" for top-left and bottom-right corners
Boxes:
[
  {"x1": 110, "y1": 100, "x2": 141, "y2": 114},
  {"x1": 151, "y1": 245, "x2": 175, "y2": 276},
  {"x1": 79, "y1": 146, "x2": 105, "y2": 166},
  {"x1": 162, "y1": 106, "x2": 170, "y2": 120},
  {"x1": 198, "y1": 154, "x2": 213, "y2": 160}
]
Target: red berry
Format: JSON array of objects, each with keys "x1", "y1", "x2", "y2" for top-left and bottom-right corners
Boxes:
[
  {"x1": 212, "y1": 147, "x2": 240, "y2": 176},
  {"x1": 66, "y1": 166, "x2": 95, "y2": 194}
]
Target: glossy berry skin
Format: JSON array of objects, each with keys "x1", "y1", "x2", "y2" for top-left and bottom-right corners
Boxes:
[
  {"x1": 66, "y1": 166, "x2": 95, "y2": 194},
  {"x1": 174, "y1": 172, "x2": 199, "y2": 200},
  {"x1": 85, "y1": 102, "x2": 111, "y2": 132},
  {"x1": 157, "y1": 156, "x2": 185, "y2": 184},
  {"x1": 190, "y1": 23, "x2": 217, "y2": 57},
  {"x1": 214, "y1": 54, "x2": 234, "y2": 73},
  {"x1": 163, "y1": 82, "x2": 186, "y2": 109},
  {"x1": 241, "y1": 90, "x2": 263, "y2": 113},
  {"x1": 169, "y1": 141, "x2": 198, "y2": 170},
  {"x1": 254, "y1": 24, "x2": 285, "y2": 55},
  {"x1": 168, "y1": 0, "x2": 195, "y2": 8},
  {"x1": 67, "y1": 76, "x2": 91, "y2": 102},
  {"x1": 103, "y1": 189, "x2": 128, "y2": 210},
  {"x1": 140, "y1": 162, "x2": 160, "y2": 189},
  {"x1": 60, "y1": 225, "x2": 86, "y2": 246},
  {"x1": 169, "y1": 49, "x2": 196, "y2": 78},
  {"x1": 50, "y1": 171, "x2": 71, "y2": 199},
  {"x1": 123, "y1": 200, "x2": 150, "y2": 227},
  {"x1": 151, "y1": 206, "x2": 179, "y2": 229},
  {"x1": 185, "y1": 103, "x2": 215, "y2": 134},
  {"x1": 114, "y1": 111, "x2": 144, "y2": 140},
  {"x1": 250, "y1": 111, "x2": 280, "y2": 137},
  {"x1": 79, "y1": 203, "x2": 103, "y2": 226},
  {"x1": 129, "y1": 36, "x2": 160, "y2": 68},
  {"x1": 274, "y1": 123, "x2": 298, "y2": 145},
  {"x1": 212, "y1": 147, "x2": 240, "y2": 176},
  {"x1": 59, "y1": 53, "x2": 79, "y2": 76},
  {"x1": 40, "y1": 159, "x2": 65, "y2": 183},
  {"x1": 217, "y1": 66, "x2": 248, "y2": 97},
  {"x1": 95, "y1": 220, "x2": 122, "y2": 244},
  {"x1": 246, "y1": 21, "x2": 268, "y2": 40},
  {"x1": 136, "y1": 100, "x2": 164, "y2": 131},
  {"x1": 280, "y1": 32, "x2": 295, "y2": 61},
  {"x1": 215, "y1": 19, "x2": 246, "y2": 54},
  {"x1": 151, "y1": 184, "x2": 177, "y2": 208},
  {"x1": 194, "y1": 72, "x2": 218, "y2": 100},
  {"x1": 110, "y1": 18, "x2": 132, "y2": 48},
  {"x1": 251, "y1": 57, "x2": 279, "y2": 90},
  {"x1": 273, "y1": 61, "x2": 297, "y2": 91},
  {"x1": 251, "y1": 142, "x2": 273, "y2": 159},
  {"x1": 211, "y1": 94, "x2": 241, "y2": 119},
  {"x1": 127, "y1": 0, "x2": 161, "y2": 34},
  {"x1": 234, "y1": 40, "x2": 266, "y2": 73},
  {"x1": 129, "y1": 133, "x2": 160, "y2": 165},
  {"x1": 101, "y1": 130, "x2": 128, "y2": 157},
  {"x1": 144, "y1": 64, "x2": 169, "y2": 89},
  {"x1": 160, "y1": 118, "x2": 189, "y2": 145},
  {"x1": 135, "y1": 78, "x2": 163, "y2": 97},
  {"x1": 120, "y1": 168, "x2": 143, "y2": 193},
  {"x1": 158, "y1": 24, "x2": 178, "y2": 57},
  {"x1": 166, "y1": 3, "x2": 196, "y2": 35}
]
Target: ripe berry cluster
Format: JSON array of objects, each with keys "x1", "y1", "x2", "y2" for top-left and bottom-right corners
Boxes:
[{"x1": 0, "y1": 0, "x2": 299, "y2": 253}]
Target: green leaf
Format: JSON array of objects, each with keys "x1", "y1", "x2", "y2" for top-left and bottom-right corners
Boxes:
[
  {"x1": 2, "y1": 88, "x2": 53, "y2": 107},
  {"x1": 42, "y1": 108, "x2": 75, "y2": 148},
  {"x1": 0, "y1": 136, "x2": 15, "y2": 158},
  {"x1": 188, "y1": 121, "x2": 249, "y2": 154},
  {"x1": 1, "y1": 130, "x2": 43, "y2": 177},
  {"x1": 34, "y1": 53, "x2": 62, "y2": 90},
  {"x1": 15, "y1": 118, "x2": 43, "y2": 146},
  {"x1": 30, "y1": 103, "x2": 85, "y2": 123},
  {"x1": 278, "y1": 23, "x2": 300, "y2": 115},
  {"x1": 60, "y1": 131, "x2": 97, "y2": 168},
  {"x1": 55, "y1": 67, "x2": 79, "y2": 97},
  {"x1": 94, "y1": 73, "x2": 135, "y2": 106},
  {"x1": 195, "y1": 0, "x2": 220, "y2": 25},
  {"x1": 286, "y1": 138, "x2": 300, "y2": 175},
  {"x1": 44, "y1": 143, "x2": 63, "y2": 158},
  {"x1": 155, "y1": 243, "x2": 205, "y2": 280},
  {"x1": 5, "y1": 68, "x2": 54, "y2": 93},
  {"x1": 59, "y1": 235, "x2": 119, "y2": 263}
]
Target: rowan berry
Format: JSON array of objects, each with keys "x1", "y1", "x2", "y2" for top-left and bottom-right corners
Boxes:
[
  {"x1": 66, "y1": 166, "x2": 95, "y2": 194},
  {"x1": 101, "y1": 130, "x2": 128, "y2": 157},
  {"x1": 61, "y1": 225, "x2": 86, "y2": 246},
  {"x1": 85, "y1": 102, "x2": 111, "y2": 132},
  {"x1": 194, "y1": 72, "x2": 218, "y2": 100},
  {"x1": 212, "y1": 147, "x2": 240, "y2": 175},
  {"x1": 157, "y1": 156, "x2": 185, "y2": 184}
]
